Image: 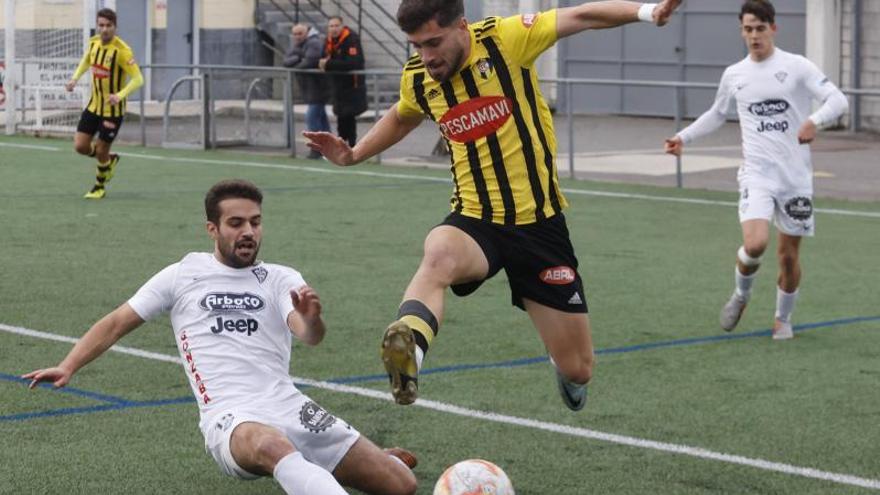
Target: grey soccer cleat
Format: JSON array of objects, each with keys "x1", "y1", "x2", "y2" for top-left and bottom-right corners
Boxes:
[
  {"x1": 555, "y1": 369, "x2": 588, "y2": 411},
  {"x1": 720, "y1": 293, "x2": 748, "y2": 332}
]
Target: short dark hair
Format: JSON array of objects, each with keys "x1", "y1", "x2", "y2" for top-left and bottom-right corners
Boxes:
[
  {"x1": 204, "y1": 179, "x2": 263, "y2": 225},
  {"x1": 397, "y1": 0, "x2": 464, "y2": 34},
  {"x1": 96, "y1": 8, "x2": 117, "y2": 26},
  {"x1": 740, "y1": 0, "x2": 775, "y2": 24},
  {"x1": 328, "y1": 15, "x2": 344, "y2": 24}
]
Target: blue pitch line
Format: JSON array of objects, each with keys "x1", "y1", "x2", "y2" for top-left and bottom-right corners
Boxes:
[
  {"x1": 0, "y1": 373, "x2": 194, "y2": 422},
  {"x1": 3, "y1": 315, "x2": 877, "y2": 422},
  {"x1": 325, "y1": 315, "x2": 880, "y2": 386},
  {"x1": 0, "y1": 373, "x2": 133, "y2": 405}
]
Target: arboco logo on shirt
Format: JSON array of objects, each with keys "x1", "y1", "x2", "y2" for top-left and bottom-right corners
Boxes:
[
  {"x1": 748, "y1": 99, "x2": 789, "y2": 117},
  {"x1": 438, "y1": 96, "x2": 513, "y2": 144},
  {"x1": 539, "y1": 266, "x2": 576, "y2": 285},
  {"x1": 199, "y1": 292, "x2": 265, "y2": 312},
  {"x1": 91, "y1": 64, "x2": 110, "y2": 79},
  {"x1": 299, "y1": 401, "x2": 337, "y2": 433}
]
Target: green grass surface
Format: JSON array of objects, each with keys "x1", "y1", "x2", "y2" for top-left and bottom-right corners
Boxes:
[{"x1": 1, "y1": 134, "x2": 879, "y2": 494}]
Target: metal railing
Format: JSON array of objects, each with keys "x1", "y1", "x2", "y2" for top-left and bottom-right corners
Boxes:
[{"x1": 10, "y1": 60, "x2": 878, "y2": 188}]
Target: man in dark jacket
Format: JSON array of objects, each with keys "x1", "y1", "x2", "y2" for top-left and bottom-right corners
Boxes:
[
  {"x1": 284, "y1": 23, "x2": 330, "y2": 159},
  {"x1": 319, "y1": 16, "x2": 367, "y2": 147}
]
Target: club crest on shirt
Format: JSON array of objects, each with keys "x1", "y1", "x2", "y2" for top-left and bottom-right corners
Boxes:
[
  {"x1": 251, "y1": 266, "x2": 268, "y2": 283},
  {"x1": 521, "y1": 12, "x2": 539, "y2": 28},
  {"x1": 474, "y1": 57, "x2": 494, "y2": 80},
  {"x1": 775, "y1": 71, "x2": 788, "y2": 83}
]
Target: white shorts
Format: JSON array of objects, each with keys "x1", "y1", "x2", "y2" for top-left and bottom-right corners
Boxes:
[
  {"x1": 202, "y1": 393, "x2": 361, "y2": 480},
  {"x1": 738, "y1": 186, "x2": 815, "y2": 237}
]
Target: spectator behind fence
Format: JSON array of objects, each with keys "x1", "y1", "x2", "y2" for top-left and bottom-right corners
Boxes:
[
  {"x1": 320, "y1": 16, "x2": 367, "y2": 147},
  {"x1": 284, "y1": 23, "x2": 331, "y2": 159}
]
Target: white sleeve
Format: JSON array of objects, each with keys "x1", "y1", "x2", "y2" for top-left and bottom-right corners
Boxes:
[
  {"x1": 801, "y1": 58, "x2": 848, "y2": 127},
  {"x1": 276, "y1": 268, "x2": 306, "y2": 323},
  {"x1": 677, "y1": 71, "x2": 734, "y2": 145},
  {"x1": 127, "y1": 263, "x2": 179, "y2": 321}
]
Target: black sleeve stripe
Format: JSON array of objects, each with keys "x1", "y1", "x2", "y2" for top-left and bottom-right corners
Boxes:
[{"x1": 412, "y1": 72, "x2": 436, "y2": 121}]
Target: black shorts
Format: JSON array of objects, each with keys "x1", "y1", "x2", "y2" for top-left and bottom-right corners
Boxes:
[
  {"x1": 441, "y1": 212, "x2": 588, "y2": 313},
  {"x1": 76, "y1": 110, "x2": 123, "y2": 143}
]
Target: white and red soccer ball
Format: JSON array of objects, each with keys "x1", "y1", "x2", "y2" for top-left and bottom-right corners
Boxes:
[{"x1": 433, "y1": 459, "x2": 514, "y2": 495}]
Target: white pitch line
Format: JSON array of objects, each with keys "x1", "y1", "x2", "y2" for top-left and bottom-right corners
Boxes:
[
  {"x1": 3, "y1": 322, "x2": 879, "y2": 490},
  {"x1": 2, "y1": 141, "x2": 880, "y2": 219}
]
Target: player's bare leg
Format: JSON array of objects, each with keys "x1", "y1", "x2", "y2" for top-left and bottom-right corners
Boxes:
[
  {"x1": 229, "y1": 421, "x2": 348, "y2": 494},
  {"x1": 772, "y1": 233, "x2": 802, "y2": 340},
  {"x1": 73, "y1": 132, "x2": 96, "y2": 157},
  {"x1": 526, "y1": 299, "x2": 594, "y2": 411},
  {"x1": 333, "y1": 437, "x2": 418, "y2": 495},
  {"x1": 721, "y1": 219, "x2": 771, "y2": 331},
  {"x1": 383, "y1": 225, "x2": 488, "y2": 404}
]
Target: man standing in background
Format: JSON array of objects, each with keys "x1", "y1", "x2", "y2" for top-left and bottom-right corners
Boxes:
[
  {"x1": 320, "y1": 16, "x2": 367, "y2": 147},
  {"x1": 284, "y1": 23, "x2": 330, "y2": 159}
]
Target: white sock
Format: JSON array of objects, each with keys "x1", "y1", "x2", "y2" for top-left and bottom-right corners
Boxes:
[
  {"x1": 273, "y1": 451, "x2": 348, "y2": 495},
  {"x1": 734, "y1": 268, "x2": 757, "y2": 300},
  {"x1": 414, "y1": 346, "x2": 424, "y2": 370},
  {"x1": 775, "y1": 287, "x2": 799, "y2": 323}
]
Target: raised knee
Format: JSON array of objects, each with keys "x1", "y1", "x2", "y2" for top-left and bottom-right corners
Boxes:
[
  {"x1": 74, "y1": 143, "x2": 91, "y2": 155},
  {"x1": 420, "y1": 246, "x2": 458, "y2": 281},
  {"x1": 742, "y1": 243, "x2": 766, "y2": 260}
]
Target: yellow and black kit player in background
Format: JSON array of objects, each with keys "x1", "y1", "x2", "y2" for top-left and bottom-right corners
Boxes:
[{"x1": 66, "y1": 8, "x2": 143, "y2": 199}]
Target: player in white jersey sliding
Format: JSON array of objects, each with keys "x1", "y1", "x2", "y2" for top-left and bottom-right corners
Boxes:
[
  {"x1": 664, "y1": 0, "x2": 848, "y2": 340},
  {"x1": 22, "y1": 180, "x2": 417, "y2": 495}
]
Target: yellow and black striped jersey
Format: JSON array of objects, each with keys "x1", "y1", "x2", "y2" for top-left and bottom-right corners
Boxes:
[
  {"x1": 398, "y1": 10, "x2": 567, "y2": 226},
  {"x1": 72, "y1": 35, "x2": 144, "y2": 118}
]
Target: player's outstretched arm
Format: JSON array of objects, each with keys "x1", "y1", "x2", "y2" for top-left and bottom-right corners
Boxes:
[
  {"x1": 21, "y1": 304, "x2": 145, "y2": 389},
  {"x1": 303, "y1": 104, "x2": 423, "y2": 166},
  {"x1": 556, "y1": 0, "x2": 682, "y2": 38},
  {"x1": 287, "y1": 286, "x2": 326, "y2": 346}
]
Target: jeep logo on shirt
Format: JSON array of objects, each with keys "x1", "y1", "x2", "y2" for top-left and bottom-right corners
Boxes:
[
  {"x1": 210, "y1": 317, "x2": 259, "y2": 336},
  {"x1": 757, "y1": 120, "x2": 789, "y2": 133},
  {"x1": 199, "y1": 292, "x2": 265, "y2": 312},
  {"x1": 748, "y1": 99, "x2": 789, "y2": 117}
]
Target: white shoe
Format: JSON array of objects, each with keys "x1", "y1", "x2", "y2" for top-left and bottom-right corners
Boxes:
[
  {"x1": 772, "y1": 319, "x2": 794, "y2": 340},
  {"x1": 720, "y1": 293, "x2": 748, "y2": 332}
]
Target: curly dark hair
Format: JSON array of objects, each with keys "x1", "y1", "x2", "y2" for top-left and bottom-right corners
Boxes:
[
  {"x1": 397, "y1": 0, "x2": 464, "y2": 34},
  {"x1": 204, "y1": 179, "x2": 263, "y2": 224}
]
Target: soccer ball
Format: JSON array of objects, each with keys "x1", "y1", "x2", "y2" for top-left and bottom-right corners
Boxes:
[{"x1": 432, "y1": 459, "x2": 514, "y2": 495}]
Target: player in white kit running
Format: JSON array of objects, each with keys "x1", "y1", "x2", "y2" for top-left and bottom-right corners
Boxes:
[
  {"x1": 664, "y1": 0, "x2": 848, "y2": 340},
  {"x1": 22, "y1": 180, "x2": 418, "y2": 495}
]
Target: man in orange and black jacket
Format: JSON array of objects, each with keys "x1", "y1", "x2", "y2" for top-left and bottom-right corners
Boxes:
[{"x1": 320, "y1": 16, "x2": 368, "y2": 147}]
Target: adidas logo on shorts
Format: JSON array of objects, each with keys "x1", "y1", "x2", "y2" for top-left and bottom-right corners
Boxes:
[{"x1": 568, "y1": 292, "x2": 582, "y2": 305}]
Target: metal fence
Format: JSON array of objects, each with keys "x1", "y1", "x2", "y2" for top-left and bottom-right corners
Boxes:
[{"x1": 7, "y1": 61, "x2": 879, "y2": 188}]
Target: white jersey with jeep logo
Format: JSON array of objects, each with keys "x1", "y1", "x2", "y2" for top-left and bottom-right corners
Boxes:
[
  {"x1": 677, "y1": 48, "x2": 844, "y2": 194},
  {"x1": 127, "y1": 252, "x2": 305, "y2": 430}
]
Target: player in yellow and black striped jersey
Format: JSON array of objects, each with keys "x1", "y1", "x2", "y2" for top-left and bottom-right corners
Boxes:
[
  {"x1": 66, "y1": 8, "x2": 143, "y2": 199},
  {"x1": 304, "y1": 0, "x2": 681, "y2": 409}
]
